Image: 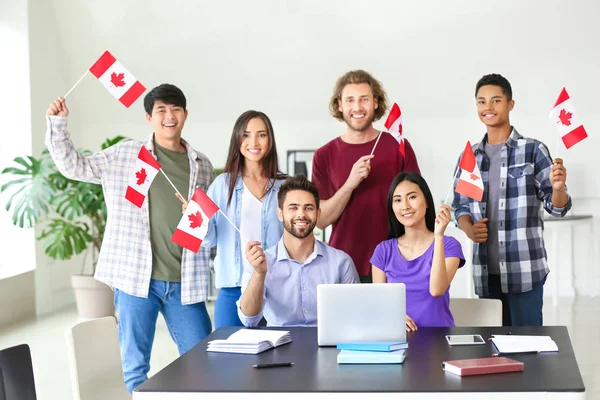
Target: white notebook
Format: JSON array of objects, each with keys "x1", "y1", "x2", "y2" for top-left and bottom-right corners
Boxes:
[
  {"x1": 207, "y1": 329, "x2": 292, "y2": 354},
  {"x1": 491, "y1": 335, "x2": 559, "y2": 353}
]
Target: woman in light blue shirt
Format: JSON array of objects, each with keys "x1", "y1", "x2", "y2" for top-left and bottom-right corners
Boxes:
[{"x1": 202, "y1": 110, "x2": 286, "y2": 328}]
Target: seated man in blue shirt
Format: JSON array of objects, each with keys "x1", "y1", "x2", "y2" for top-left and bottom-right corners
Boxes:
[{"x1": 237, "y1": 175, "x2": 360, "y2": 326}]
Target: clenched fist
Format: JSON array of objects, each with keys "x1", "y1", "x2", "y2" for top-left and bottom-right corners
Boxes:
[{"x1": 46, "y1": 97, "x2": 69, "y2": 117}]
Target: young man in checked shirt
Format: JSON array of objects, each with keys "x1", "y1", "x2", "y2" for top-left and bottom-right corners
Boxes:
[
  {"x1": 452, "y1": 74, "x2": 571, "y2": 327},
  {"x1": 45, "y1": 84, "x2": 214, "y2": 392}
]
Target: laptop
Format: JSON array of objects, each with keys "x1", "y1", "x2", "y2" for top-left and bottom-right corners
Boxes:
[{"x1": 317, "y1": 283, "x2": 406, "y2": 346}]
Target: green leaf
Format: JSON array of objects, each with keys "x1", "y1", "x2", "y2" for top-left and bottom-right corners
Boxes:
[
  {"x1": 1, "y1": 134, "x2": 129, "y2": 262},
  {"x1": 0, "y1": 155, "x2": 55, "y2": 228},
  {"x1": 102, "y1": 136, "x2": 128, "y2": 150},
  {"x1": 37, "y1": 220, "x2": 92, "y2": 260}
]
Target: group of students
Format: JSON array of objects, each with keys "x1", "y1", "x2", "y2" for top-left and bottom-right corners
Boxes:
[{"x1": 44, "y1": 70, "x2": 570, "y2": 393}]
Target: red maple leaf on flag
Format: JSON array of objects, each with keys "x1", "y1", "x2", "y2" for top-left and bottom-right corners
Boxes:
[
  {"x1": 188, "y1": 211, "x2": 204, "y2": 229},
  {"x1": 470, "y1": 173, "x2": 480, "y2": 181},
  {"x1": 110, "y1": 72, "x2": 126, "y2": 87},
  {"x1": 135, "y1": 168, "x2": 147, "y2": 185},
  {"x1": 558, "y1": 109, "x2": 573, "y2": 126}
]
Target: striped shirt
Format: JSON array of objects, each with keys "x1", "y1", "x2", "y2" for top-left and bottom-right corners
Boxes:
[
  {"x1": 452, "y1": 128, "x2": 571, "y2": 295},
  {"x1": 45, "y1": 116, "x2": 215, "y2": 304}
]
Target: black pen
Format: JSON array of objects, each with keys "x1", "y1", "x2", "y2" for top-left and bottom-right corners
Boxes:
[
  {"x1": 252, "y1": 362, "x2": 294, "y2": 369},
  {"x1": 492, "y1": 351, "x2": 538, "y2": 357}
]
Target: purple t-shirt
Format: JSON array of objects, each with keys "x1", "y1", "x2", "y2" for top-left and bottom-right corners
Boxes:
[{"x1": 370, "y1": 236, "x2": 465, "y2": 328}]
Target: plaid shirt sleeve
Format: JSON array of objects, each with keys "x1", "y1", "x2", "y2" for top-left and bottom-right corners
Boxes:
[
  {"x1": 534, "y1": 142, "x2": 572, "y2": 217},
  {"x1": 44, "y1": 116, "x2": 119, "y2": 184}
]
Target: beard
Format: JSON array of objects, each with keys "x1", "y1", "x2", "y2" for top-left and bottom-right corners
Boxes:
[
  {"x1": 342, "y1": 112, "x2": 375, "y2": 132},
  {"x1": 283, "y1": 217, "x2": 317, "y2": 239}
]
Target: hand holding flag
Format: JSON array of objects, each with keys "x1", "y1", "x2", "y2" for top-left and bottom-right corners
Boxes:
[
  {"x1": 550, "y1": 158, "x2": 567, "y2": 192},
  {"x1": 46, "y1": 97, "x2": 69, "y2": 117}
]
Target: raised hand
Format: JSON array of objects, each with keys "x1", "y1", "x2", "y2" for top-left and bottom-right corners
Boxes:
[
  {"x1": 345, "y1": 155, "x2": 374, "y2": 190},
  {"x1": 246, "y1": 241, "x2": 267, "y2": 276},
  {"x1": 434, "y1": 204, "x2": 452, "y2": 237},
  {"x1": 46, "y1": 97, "x2": 69, "y2": 117},
  {"x1": 550, "y1": 158, "x2": 567, "y2": 192}
]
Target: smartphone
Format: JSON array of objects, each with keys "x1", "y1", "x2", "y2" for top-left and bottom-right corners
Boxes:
[{"x1": 445, "y1": 334, "x2": 486, "y2": 346}]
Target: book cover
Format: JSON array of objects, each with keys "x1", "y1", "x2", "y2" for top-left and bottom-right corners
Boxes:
[
  {"x1": 336, "y1": 341, "x2": 408, "y2": 352},
  {"x1": 442, "y1": 357, "x2": 524, "y2": 376},
  {"x1": 337, "y1": 349, "x2": 406, "y2": 364}
]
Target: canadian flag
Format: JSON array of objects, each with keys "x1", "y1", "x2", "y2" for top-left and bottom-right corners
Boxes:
[
  {"x1": 383, "y1": 102, "x2": 405, "y2": 156},
  {"x1": 89, "y1": 50, "x2": 146, "y2": 108},
  {"x1": 171, "y1": 188, "x2": 220, "y2": 252},
  {"x1": 125, "y1": 146, "x2": 162, "y2": 208},
  {"x1": 549, "y1": 87, "x2": 588, "y2": 149},
  {"x1": 455, "y1": 141, "x2": 484, "y2": 202}
]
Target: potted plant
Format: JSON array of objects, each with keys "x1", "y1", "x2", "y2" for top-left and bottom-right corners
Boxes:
[{"x1": 0, "y1": 136, "x2": 127, "y2": 318}]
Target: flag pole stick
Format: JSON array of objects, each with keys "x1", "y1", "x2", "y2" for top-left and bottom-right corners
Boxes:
[
  {"x1": 443, "y1": 168, "x2": 461, "y2": 205},
  {"x1": 555, "y1": 132, "x2": 560, "y2": 160},
  {"x1": 370, "y1": 130, "x2": 384, "y2": 156},
  {"x1": 159, "y1": 169, "x2": 185, "y2": 202},
  {"x1": 218, "y1": 209, "x2": 250, "y2": 242},
  {"x1": 63, "y1": 71, "x2": 89, "y2": 98}
]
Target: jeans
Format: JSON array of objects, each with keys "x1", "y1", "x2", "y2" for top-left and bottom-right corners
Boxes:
[
  {"x1": 214, "y1": 286, "x2": 244, "y2": 329},
  {"x1": 481, "y1": 274, "x2": 547, "y2": 326},
  {"x1": 114, "y1": 279, "x2": 212, "y2": 393}
]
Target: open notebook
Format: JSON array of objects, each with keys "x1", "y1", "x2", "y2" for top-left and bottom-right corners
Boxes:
[
  {"x1": 491, "y1": 335, "x2": 559, "y2": 353},
  {"x1": 207, "y1": 329, "x2": 292, "y2": 354}
]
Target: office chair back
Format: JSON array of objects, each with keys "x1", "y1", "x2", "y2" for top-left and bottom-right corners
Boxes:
[
  {"x1": 450, "y1": 298, "x2": 502, "y2": 326},
  {"x1": 65, "y1": 316, "x2": 130, "y2": 400},
  {"x1": 0, "y1": 344, "x2": 37, "y2": 400}
]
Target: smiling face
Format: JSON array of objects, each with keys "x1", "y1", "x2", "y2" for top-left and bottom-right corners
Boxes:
[
  {"x1": 278, "y1": 189, "x2": 320, "y2": 239},
  {"x1": 338, "y1": 83, "x2": 378, "y2": 133},
  {"x1": 391, "y1": 180, "x2": 428, "y2": 230},
  {"x1": 476, "y1": 84, "x2": 514, "y2": 129},
  {"x1": 146, "y1": 100, "x2": 188, "y2": 142},
  {"x1": 239, "y1": 117, "x2": 270, "y2": 163}
]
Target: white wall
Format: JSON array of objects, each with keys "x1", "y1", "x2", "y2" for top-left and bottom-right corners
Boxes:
[
  {"x1": 9, "y1": 0, "x2": 600, "y2": 316},
  {"x1": 0, "y1": 0, "x2": 36, "y2": 324},
  {"x1": 27, "y1": 0, "x2": 89, "y2": 315}
]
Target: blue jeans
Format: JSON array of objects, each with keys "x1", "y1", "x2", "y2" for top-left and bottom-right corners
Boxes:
[
  {"x1": 214, "y1": 287, "x2": 243, "y2": 329},
  {"x1": 481, "y1": 274, "x2": 547, "y2": 326},
  {"x1": 114, "y1": 280, "x2": 212, "y2": 393}
]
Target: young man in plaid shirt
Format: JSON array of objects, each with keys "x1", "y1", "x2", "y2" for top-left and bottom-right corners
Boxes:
[
  {"x1": 453, "y1": 74, "x2": 571, "y2": 326},
  {"x1": 45, "y1": 84, "x2": 214, "y2": 392}
]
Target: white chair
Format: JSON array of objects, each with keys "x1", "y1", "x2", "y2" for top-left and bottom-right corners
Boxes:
[
  {"x1": 450, "y1": 298, "x2": 502, "y2": 326},
  {"x1": 65, "y1": 316, "x2": 130, "y2": 400}
]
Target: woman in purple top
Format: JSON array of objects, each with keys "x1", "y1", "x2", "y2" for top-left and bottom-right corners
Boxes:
[{"x1": 371, "y1": 172, "x2": 465, "y2": 331}]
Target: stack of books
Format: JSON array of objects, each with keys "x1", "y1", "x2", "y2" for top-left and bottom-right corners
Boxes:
[
  {"x1": 207, "y1": 329, "x2": 292, "y2": 354},
  {"x1": 336, "y1": 341, "x2": 408, "y2": 364}
]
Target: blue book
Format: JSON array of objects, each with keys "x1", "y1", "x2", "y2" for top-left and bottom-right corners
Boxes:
[
  {"x1": 337, "y1": 349, "x2": 406, "y2": 364},
  {"x1": 336, "y1": 341, "x2": 408, "y2": 352}
]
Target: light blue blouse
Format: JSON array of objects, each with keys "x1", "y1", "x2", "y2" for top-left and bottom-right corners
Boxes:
[{"x1": 202, "y1": 173, "x2": 285, "y2": 288}]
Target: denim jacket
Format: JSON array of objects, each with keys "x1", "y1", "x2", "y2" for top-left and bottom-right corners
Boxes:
[{"x1": 202, "y1": 173, "x2": 284, "y2": 288}]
